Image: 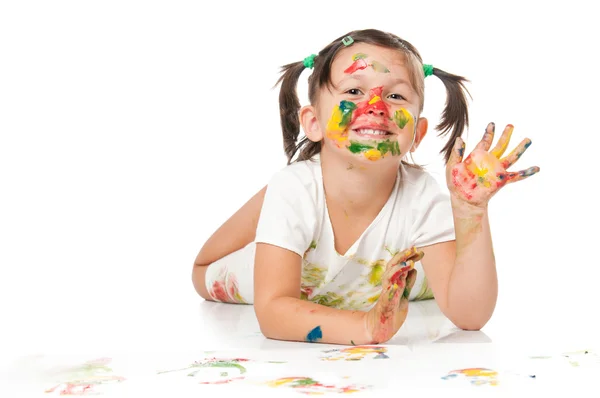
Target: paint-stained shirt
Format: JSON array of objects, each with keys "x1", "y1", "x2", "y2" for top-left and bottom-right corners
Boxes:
[{"x1": 253, "y1": 156, "x2": 456, "y2": 311}]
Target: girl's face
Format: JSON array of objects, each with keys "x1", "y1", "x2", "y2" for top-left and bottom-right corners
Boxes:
[{"x1": 315, "y1": 43, "x2": 424, "y2": 165}]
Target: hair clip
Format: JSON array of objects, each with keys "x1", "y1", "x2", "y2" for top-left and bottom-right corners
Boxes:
[
  {"x1": 342, "y1": 36, "x2": 354, "y2": 46},
  {"x1": 303, "y1": 54, "x2": 317, "y2": 69},
  {"x1": 423, "y1": 64, "x2": 434, "y2": 77}
]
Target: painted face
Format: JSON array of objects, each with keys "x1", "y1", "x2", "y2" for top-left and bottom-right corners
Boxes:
[{"x1": 321, "y1": 44, "x2": 420, "y2": 163}]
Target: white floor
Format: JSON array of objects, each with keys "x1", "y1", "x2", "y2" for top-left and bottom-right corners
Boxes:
[{"x1": 1, "y1": 275, "x2": 598, "y2": 396}]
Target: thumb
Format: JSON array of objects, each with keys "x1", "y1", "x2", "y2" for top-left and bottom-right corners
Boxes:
[{"x1": 447, "y1": 136, "x2": 465, "y2": 170}]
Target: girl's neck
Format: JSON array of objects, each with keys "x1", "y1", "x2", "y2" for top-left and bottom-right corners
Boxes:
[{"x1": 319, "y1": 149, "x2": 399, "y2": 214}]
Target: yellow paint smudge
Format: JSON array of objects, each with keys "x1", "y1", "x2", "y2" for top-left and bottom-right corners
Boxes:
[
  {"x1": 363, "y1": 149, "x2": 382, "y2": 161},
  {"x1": 368, "y1": 96, "x2": 381, "y2": 105}
]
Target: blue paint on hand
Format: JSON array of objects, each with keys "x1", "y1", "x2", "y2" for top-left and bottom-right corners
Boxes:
[{"x1": 306, "y1": 326, "x2": 322, "y2": 343}]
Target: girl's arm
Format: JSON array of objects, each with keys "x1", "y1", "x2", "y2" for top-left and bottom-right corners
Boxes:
[
  {"x1": 418, "y1": 206, "x2": 497, "y2": 331},
  {"x1": 253, "y1": 242, "x2": 371, "y2": 345},
  {"x1": 194, "y1": 185, "x2": 267, "y2": 266},
  {"x1": 421, "y1": 123, "x2": 539, "y2": 330}
]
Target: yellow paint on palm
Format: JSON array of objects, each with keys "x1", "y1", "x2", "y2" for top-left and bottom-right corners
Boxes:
[{"x1": 467, "y1": 151, "x2": 505, "y2": 188}]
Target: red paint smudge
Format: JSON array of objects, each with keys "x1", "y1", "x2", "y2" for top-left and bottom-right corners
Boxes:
[
  {"x1": 352, "y1": 87, "x2": 389, "y2": 120},
  {"x1": 452, "y1": 168, "x2": 473, "y2": 200},
  {"x1": 344, "y1": 59, "x2": 368, "y2": 74},
  {"x1": 209, "y1": 280, "x2": 229, "y2": 302}
]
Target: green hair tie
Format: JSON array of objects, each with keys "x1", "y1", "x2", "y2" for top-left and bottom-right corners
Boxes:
[
  {"x1": 303, "y1": 54, "x2": 317, "y2": 69},
  {"x1": 423, "y1": 64, "x2": 434, "y2": 77}
]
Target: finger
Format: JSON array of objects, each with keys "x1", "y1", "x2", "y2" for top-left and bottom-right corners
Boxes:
[
  {"x1": 500, "y1": 138, "x2": 532, "y2": 169},
  {"x1": 446, "y1": 136, "x2": 465, "y2": 169},
  {"x1": 402, "y1": 269, "x2": 418, "y2": 300},
  {"x1": 504, "y1": 166, "x2": 540, "y2": 184},
  {"x1": 475, "y1": 122, "x2": 495, "y2": 151},
  {"x1": 387, "y1": 246, "x2": 419, "y2": 268},
  {"x1": 490, "y1": 124, "x2": 514, "y2": 158},
  {"x1": 387, "y1": 256, "x2": 420, "y2": 288}
]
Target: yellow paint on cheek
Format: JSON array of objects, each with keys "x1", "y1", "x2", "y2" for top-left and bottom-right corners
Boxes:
[
  {"x1": 326, "y1": 106, "x2": 344, "y2": 132},
  {"x1": 326, "y1": 106, "x2": 349, "y2": 146},
  {"x1": 325, "y1": 101, "x2": 357, "y2": 148}
]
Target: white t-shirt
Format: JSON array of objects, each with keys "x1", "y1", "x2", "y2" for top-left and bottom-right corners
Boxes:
[{"x1": 254, "y1": 156, "x2": 456, "y2": 311}]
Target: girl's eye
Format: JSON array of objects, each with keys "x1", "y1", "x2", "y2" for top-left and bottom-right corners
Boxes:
[
  {"x1": 346, "y1": 88, "x2": 363, "y2": 95},
  {"x1": 388, "y1": 93, "x2": 406, "y2": 100}
]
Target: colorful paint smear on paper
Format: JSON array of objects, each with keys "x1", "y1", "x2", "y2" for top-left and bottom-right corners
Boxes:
[
  {"x1": 441, "y1": 368, "x2": 498, "y2": 386},
  {"x1": 265, "y1": 376, "x2": 370, "y2": 394},
  {"x1": 531, "y1": 350, "x2": 599, "y2": 367},
  {"x1": 44, "y1": 357, "x2": 125, "y2": 395},
  {"x1": 344, "y1": 53, "x2": 390, "y2": 74},
  {"x1": 157, "y1": 357, "x2": 250, "y2": 385},
  {"x1": 321, "y1": 345, "x2": 389, "y2": 361}
]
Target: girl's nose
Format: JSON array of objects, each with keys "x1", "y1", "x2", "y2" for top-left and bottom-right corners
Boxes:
[{"x1": 368, "y1": 109, "x2": 386, "y2": 117}]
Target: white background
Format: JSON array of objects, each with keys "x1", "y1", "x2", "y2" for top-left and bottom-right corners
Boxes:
[{"x1": 1, "y1": 0, "x2": 598, "y2": 358}]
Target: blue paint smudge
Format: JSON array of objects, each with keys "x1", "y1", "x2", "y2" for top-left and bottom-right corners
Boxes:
[{"x1": 306, "y1": 326, "x2": 322, "y2": 343}]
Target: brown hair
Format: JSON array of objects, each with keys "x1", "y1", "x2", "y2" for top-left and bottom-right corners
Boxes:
[{"x1": 275, "y1": 28, "x2": 471, "y2": 165}]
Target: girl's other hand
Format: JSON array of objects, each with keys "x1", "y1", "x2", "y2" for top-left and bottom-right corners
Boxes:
[{"x1": 364, "y1": 247, "x2": 423, "y2": 343}]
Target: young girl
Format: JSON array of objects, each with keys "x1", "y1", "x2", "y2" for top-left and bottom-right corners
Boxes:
[{"x1": 192, "y1": 29, "x2": 539, "y2": 345}]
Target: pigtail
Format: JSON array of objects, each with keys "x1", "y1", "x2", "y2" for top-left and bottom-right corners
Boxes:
[
  {"x1": 431, "y1": 68, "x2": 472, "y2": 164},
  {"x1": 274, "y1": 61, "x2": 308, "y2": 164}
]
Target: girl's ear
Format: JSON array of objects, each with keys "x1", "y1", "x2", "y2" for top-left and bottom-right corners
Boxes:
[
  {"x1": 411, "y1": 117, "x2": 428, "y2": 152},
  {"x1": 299, "y1": 105, "x2": 323, "y2": 142}
]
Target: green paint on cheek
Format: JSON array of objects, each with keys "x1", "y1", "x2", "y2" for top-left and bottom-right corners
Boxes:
[
  {"x1": 339, "y1": 100, "x2": 357, "y2": 128},
  {"x1": 348, "y1": 141, "x2": 374, "y2": 153},
  {"x1": 352, "y1": 53, "x2": 368, "y2": 60},
  {"x1": 394, "y1": 109, "x2": 411, "y2": 129},
  {"x1": 376, "y1": 140, "x2": 401, "y2": 156}
]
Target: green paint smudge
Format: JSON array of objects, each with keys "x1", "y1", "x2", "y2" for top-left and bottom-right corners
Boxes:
[
  {"x1": 348, "y1": 141, "x2": 374, "y2": 153},
  {"x1": 376, "y1": 140, "x2": 401, "y2": 156},
  {"x1": 394, "y1": 109, "x2": 411, "y2": 129},
  {"x1": 370, "y1": 60, "x2": 390, "y2": 73},
  {"x1": 338, "y1": 100, "x2": 357, "y2": 128},
  {"x1": 350, "y1": 340, "x2": 356, "y2": 346}
]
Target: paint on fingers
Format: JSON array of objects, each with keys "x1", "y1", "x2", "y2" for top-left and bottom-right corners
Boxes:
[{"x1": 491, "y1": 124, "x2": 514, "y2": 158}]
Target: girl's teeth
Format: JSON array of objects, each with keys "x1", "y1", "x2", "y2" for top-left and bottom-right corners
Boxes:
[{"x1": 357, "y1": 129, "x2": 388, "y2": 136}]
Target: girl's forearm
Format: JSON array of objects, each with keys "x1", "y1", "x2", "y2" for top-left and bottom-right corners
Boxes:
[
  {"x1": 446, "y1": 198, "x2": 498, "y2": 329},
  {"x1": 256, "y1": 296, "x2": 371, "y2": 345}
]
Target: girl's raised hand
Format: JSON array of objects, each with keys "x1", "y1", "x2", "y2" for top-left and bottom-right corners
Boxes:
[
  {"x1": 364, "y1": 247, "x2": 423, "y2": 344},
  {"x1": 446, "y1": 123, "x2": 540, "y2": 208}
]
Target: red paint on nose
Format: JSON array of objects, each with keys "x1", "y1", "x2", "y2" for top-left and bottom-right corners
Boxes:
[{"x1": 353, "y1": 86, "x2": 389, "y2": 120}]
